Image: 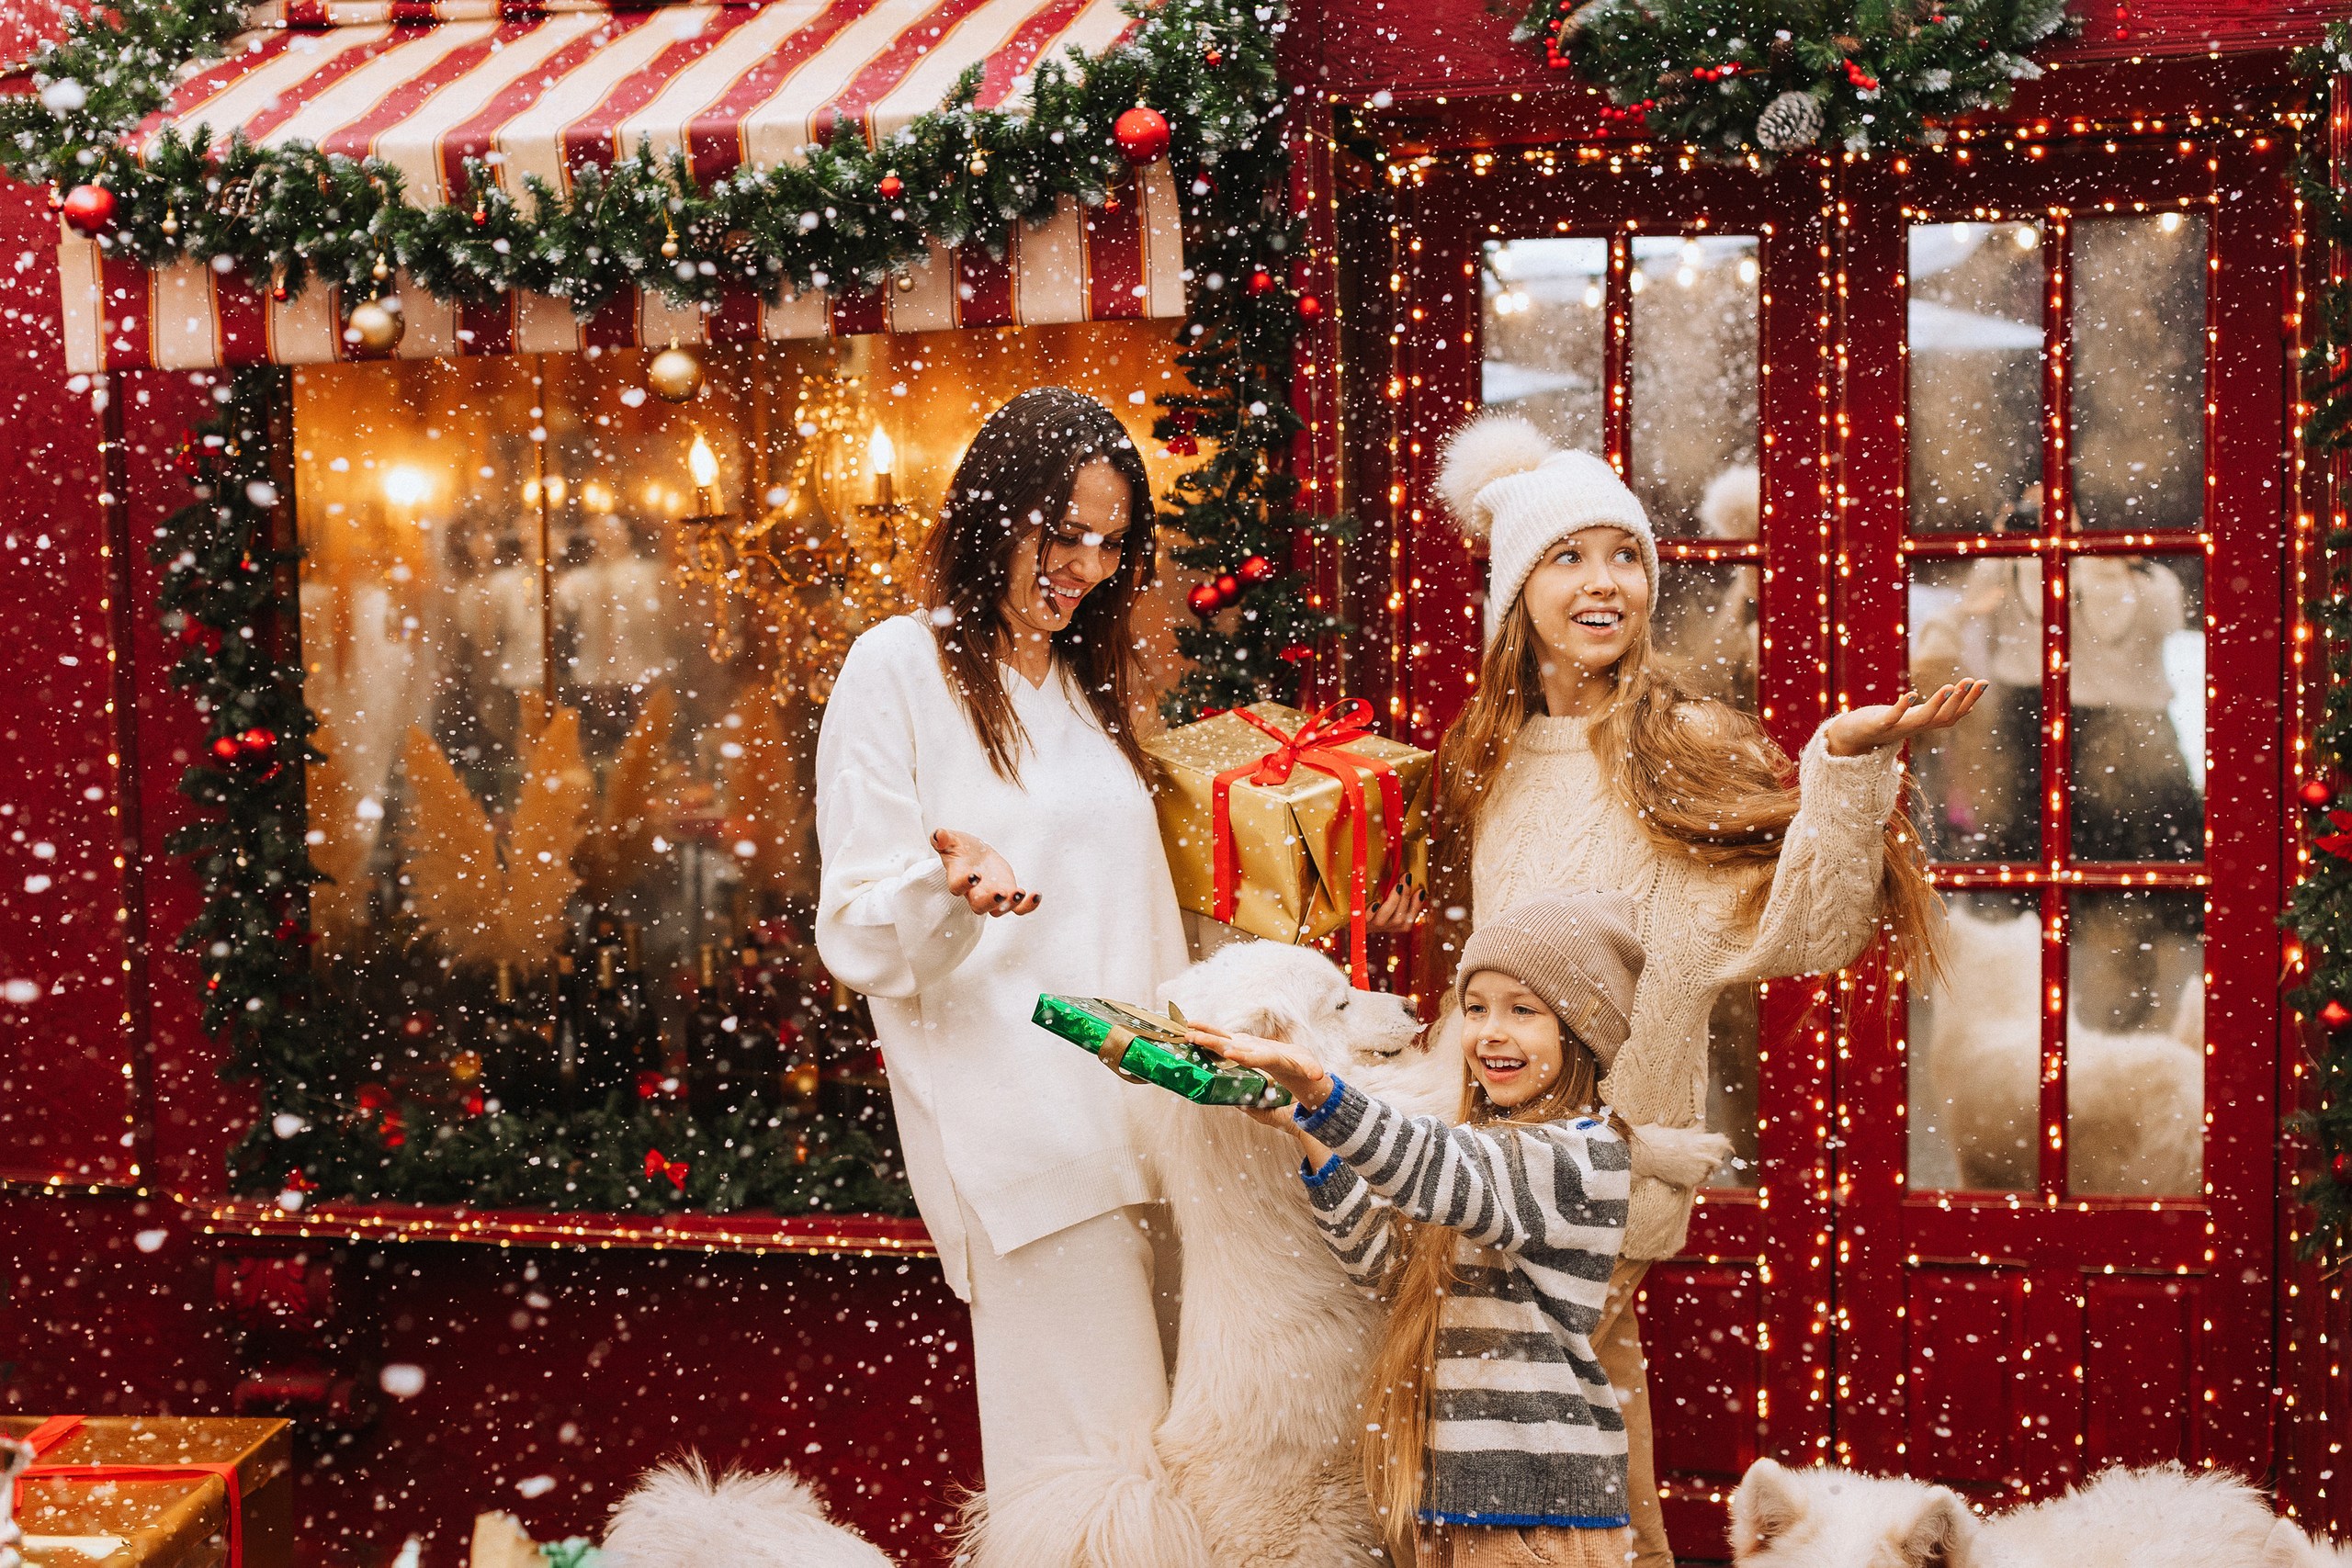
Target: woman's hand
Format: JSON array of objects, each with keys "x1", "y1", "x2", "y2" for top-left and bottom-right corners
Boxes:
[
  {"x1": 1823, "y1": 681, "x2": 1988, "y2": 757},
  {"x1": 1363, "y1": 880, "x2": 1424, "y2": 936},
  {"x1": 1188, "y1": 1023, "x2": 1336, "y2": 1115},
  {"x1": 932, "y1": 828, "x2": 1040, "y2": 916}
]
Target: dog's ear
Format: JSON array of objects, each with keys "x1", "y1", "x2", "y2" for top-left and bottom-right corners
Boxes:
[
  {"x1": 2264, "y1": 1517, "x2": 2322, "y2": 1568},
  {"x1": 1897, "y1": 1487, "x2": 1976, "y2": 1568},
  {"x1": 1730, "y1": 1459, "x2": 1806, "y2": 1559}
]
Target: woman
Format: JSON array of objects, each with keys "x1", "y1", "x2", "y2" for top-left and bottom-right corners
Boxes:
[
  {"x1": 814, "y1": 389, "x2": 1187, "y2": 1496},
  {"x1": 1373, "y1": 412, "x2": 1980, "y2": 1568}
]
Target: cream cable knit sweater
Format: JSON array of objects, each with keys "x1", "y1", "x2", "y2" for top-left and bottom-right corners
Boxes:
[{"x1": 1471, "y1": 706, "x2": 1905, "y2": 1260}]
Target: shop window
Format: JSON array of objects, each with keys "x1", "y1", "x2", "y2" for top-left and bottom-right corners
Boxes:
[{"x1": 289, "y1": 326, "x2": 1192, "y2": 1180}]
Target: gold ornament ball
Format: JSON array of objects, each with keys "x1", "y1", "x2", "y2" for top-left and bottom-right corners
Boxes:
[
  {"x1": 343, "y1": 297, "x2": 404, "y2": 356},
  {"x1": 647, "y1": 345, "x2": 705, "y2": 403},
  {"x1": 967, "y1": 152, "x2": 989, "y2": 177}
]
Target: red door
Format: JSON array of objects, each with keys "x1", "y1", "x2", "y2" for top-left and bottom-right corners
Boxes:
[{"x1": 1371, "y1": 127, "x2": 2288, "y2": 1556}]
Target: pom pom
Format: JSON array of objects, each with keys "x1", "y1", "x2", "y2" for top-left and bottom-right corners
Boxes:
[
  {"x1": 1436, "y1": 413, "x2": 1557, "y2": 540},
  {"x1": 1698, "y1": 463, "x2": 1759, "y2": 540}
]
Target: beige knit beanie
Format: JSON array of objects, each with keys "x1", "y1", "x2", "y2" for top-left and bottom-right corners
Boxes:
[
  {"x1": 1434, "y1": 412, "x2": 1657, "y2": 649},
  {"x1": 1455, "y1": 889, "x2": 1645, "y2": 1074}
]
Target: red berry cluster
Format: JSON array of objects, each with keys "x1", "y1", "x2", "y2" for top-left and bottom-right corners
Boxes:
[
  {"x1": 1843, "y1": 58, "x2": 1880, "y2": 91},
  {"x1": 1186, "y1": 554, "x2": 1276, "y2": 616},
  {"x1": 208, "y1": 726, "x2": 279, "y2": 771},
  {"x1": 1691, "y1": 62, "x2": 1741, "y2": 81},
  {"x1": 1597, "y1": 98, "x2": 1655, "y2": 128}
]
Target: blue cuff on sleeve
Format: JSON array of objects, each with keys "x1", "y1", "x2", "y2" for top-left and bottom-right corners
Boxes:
[
  {"x1": 1299, "y1": 1153, "x2": 1343, "y2": 1188},
  {"x1": 1294, "y1": 1075, "x2": 1347, "y2": 1134}
]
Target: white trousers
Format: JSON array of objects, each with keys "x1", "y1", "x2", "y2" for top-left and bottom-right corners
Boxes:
[{"x1": 960, "y1": 1196, "x2": 1177, "y2": 1491}]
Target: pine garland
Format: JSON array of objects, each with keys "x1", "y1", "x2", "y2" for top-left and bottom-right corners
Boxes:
[
  {"x1": 26, "y1": 0, "x2": 1341, "y2": 1210},
  {"x1": 1529, "y1": 0, "x2": 2073, "y2": 160},
  {"x1": 2286, "y1": 23, "x2": 2352, "y2": 1268}
]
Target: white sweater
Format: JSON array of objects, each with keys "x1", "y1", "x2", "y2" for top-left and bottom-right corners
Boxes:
[
  {"x1": 814, "y1": 614, "x2": 1190, "y2": 1299},
  {"x1": 1472, "y1": 708, "x2": 1904, "y2": 1259}
]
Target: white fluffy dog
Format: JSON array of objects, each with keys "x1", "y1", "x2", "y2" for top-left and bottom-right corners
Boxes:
[
  {"x1": 962, "y1": 939, "x2": 1464, "y2": 1568},
  {"x1": 2268, "y1": 1516, "x2": 2352, "y2": 1567},
  {"x1": 1729, "y1": 1457, "x2": 2283, "y2": 1568},
  {"x1": 600, "y1": 1458, "x2": 892, "y2": 1568}
]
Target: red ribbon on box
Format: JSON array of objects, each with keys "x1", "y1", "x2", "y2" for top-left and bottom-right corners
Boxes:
[
  {"x1": 1210, "y1": 699, "x2": 1405, "y2": 988},
  {"x1": 11, "y1": 1415, "x2": 249, "y2": 1565}
]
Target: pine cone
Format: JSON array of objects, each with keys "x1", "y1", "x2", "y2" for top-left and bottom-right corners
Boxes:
[{"x1": 1755, "y1": 89, "x2": 1825, "y2": 152}]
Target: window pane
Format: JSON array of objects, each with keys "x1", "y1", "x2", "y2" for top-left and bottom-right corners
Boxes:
[
  {"x1": 2068, "y1": 555, "x2": 2203, "y2": 863},
  {"x1": 1654, "y1": 560, "x2": 1759, "y2": 714},
  {"x1": 1907, "y1": 220, "x2": 2044, "y2": 536},
  {"x1": 1908, "y1": 558, "x2": 2041, "y2": 863},
  {"x1": 2066, "y1": 887, "x2": 2203, "y2": 1197},
  {"x1": 1704, "y1": 982, "x2": 1759, "y2": 1189},
  {"x1": 1628, "y1": 236, "x2": 1759, "y2": 536},
  {"x1": 1482, "y1": 238, "x2": 1606, "y2": 453},
  {"x1": 1909, "y1": 890, "x2": 2039, "y2": 1192},
  {"x1": 2070, "y1": 212, "x2": 2206, "y2": 534}
]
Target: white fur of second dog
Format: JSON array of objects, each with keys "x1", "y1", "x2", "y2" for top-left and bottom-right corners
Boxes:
[
  {"x1": 960, "y1": 939, "x2": 1467, "y2": 1568},
  {"x1": 2268, "y1": 1514, "x2": 2352, "y2": 1567},
  {"x1": 1729, "y1": 1456, "x2": 2290, "y2": 1568},
  {"x1": 599, "y1": 1458, "x2": 893, "y2": 1568}
]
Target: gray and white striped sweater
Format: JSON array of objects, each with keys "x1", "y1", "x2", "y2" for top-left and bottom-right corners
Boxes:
[{"x1": 1298, "y1": 1077, "x2": 1633, "y2": 1529}]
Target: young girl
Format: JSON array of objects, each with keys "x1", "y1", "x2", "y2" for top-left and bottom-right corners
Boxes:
[
  {"x1": 1192, "y1": 889, "x2": 1645, "y2": 1568},
  {"x1": 1366, "y1": 414, "x2": 1983, "y2": 1566}
]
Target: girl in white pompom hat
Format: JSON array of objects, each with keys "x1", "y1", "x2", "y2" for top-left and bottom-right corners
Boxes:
[{"x1": 1368, "y1": 413, "x2": 1982, "y2": 1568}]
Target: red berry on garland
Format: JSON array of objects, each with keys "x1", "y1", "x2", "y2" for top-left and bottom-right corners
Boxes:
[
  {"x1": 878, "y1": 171, "x2": 904, "y2": 202},
  {"x1": 60, "y1": 184, "x2": 117, "y2": 237},
  {"x1": 1187, "y1": 582, "x2": 1224, "y2": 616},
  {"x1": 1215, "y1": 572, "x2": 1241, "y2": 601},
  {"x1": 1238, "y1": 554, "x2": 1276, "y2": 584},
  {"x1": 1247, "y1": 268, "x2": 1276, "y2": 297},
  {"x1": 2303, "y1": 778, "x2": 2335, "y2": 808},
  {"x1": 1297, "y1": 293, "x2": 1324, "y2": 320},
  {"x1": 1114, "y1": 104, "x2": 1172, "y2": 166},
  {"x1": 2324, "y1": 999, "x2": 2352, "y2": 1031}
]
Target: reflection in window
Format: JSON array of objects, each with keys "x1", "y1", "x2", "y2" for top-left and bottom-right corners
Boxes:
[
  {"x1": 1627, "y1": 236, "x2": 1758, "y2": 536},
  {"x1": 1704, "y1": 983, "x2": 1760, "y2": 1189},
  {"x1": 1907, "y1": 558, "x2": 2041, "y2": 862},
  {"x1": 2067, "y1": 886, "x2": 2203, "y2": 1196},
  {"x1": 1906, "y1": 221, "x2": 2044, "y2": 536},
  {"x1": 1908, "y1": 890, "x2": 2040, "y2": 1192},
  {"x1": 1481, "y1": 237, "x2": 1606, "y2": 453},
  {"x1": 2068, "y1": 556, "x2": 2204, "y2": 863},
  {"x1": 2072, "y1": 212, "x2": 2206, "y2": 534},
  {"x1": 1655, "y1": 561, "x2": 1759, "y2": 714}
]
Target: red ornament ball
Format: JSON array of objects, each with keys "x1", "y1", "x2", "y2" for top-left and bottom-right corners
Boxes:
[
  {"x1": 1204, "y1": 46, "x2": 1225, "y2": 67},
  {"x1": 2324, "y1": 999, "x2": 2352, "y2": 1031},
  {"x1": 1114, "y1": 104, "x2": 1172, "y2": 166},
  {"x1": 1278, "y1": 643, "x2": 1316, "y2": 664},
  {"x1": 1296, "y1": 293, "x2": 1324, "y2": 320},
  {"x1": 1247, "y1": 268, "x2": 1276, "y2": 297},
  {"x1": 209, "y1": 735, "x2": 242, "y2": 764},
  {"x1": 1215, "y1": 572, "x2": 1242, "y2": 601},
  {"x1": 237, "y1": 726, "x2": 277, "y2": 758},
  {"x1": 1186, "y1": 582, "x2": 1224, "y2": 616},
  {"x1": 60, "y1": 183, "x2": 117, "y2": 237},
  {"x1": 1238, "y1": 554, "x2": 1276, "y2": 584},
  {"x1": 2336, "y1": 1151, "x2": 2352, "y2": 1184},
  {"x1": 2302, "y1": 778, "x2": 2335, "y2": 808},
  {"x1": 877, "y1": 172, "x2": 904, "y2": 202}
]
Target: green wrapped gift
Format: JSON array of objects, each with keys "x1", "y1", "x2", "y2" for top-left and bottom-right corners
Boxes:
[{"x1": 1032, "y1": 994, "x2": 1295, "y2": 1110}]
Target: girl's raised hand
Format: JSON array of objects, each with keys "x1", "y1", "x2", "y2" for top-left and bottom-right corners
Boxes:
[
  {"x1": 1822, "y1": 680, "x2": 1988, "y2": 757},
  {"x1": 932, "y1": 828, "x2": 1040, "y2": 916},
  {"x1": 1187, "y1": 1022, "x2": 1336, "y2": 1113},
  {"x1": 1364, "y1": 880, "x2": 1424, "y2": 935}
]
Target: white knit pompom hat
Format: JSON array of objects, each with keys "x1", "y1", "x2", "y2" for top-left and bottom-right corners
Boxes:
[{"x1": 1435, "y1": 412, "x2": 1657, "y2": 648}]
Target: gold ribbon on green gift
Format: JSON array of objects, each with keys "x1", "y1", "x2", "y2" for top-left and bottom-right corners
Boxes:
[{"x1": 1093, "y1": 999, "x2": 1189, "y2": 1081}]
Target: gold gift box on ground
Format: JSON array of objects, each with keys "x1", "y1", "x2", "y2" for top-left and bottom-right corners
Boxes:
[
  {"x1": 1144, "y1": 700, "x2": 1430, "y2": 970},
  {"x1": 5, "y1": 1416, "x2": 292, "y2": 1568}
]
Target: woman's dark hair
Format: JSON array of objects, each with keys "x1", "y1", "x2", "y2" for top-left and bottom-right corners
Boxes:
[{"x1": 921, "y1": 387, "x2": 1157, "y2": 782}]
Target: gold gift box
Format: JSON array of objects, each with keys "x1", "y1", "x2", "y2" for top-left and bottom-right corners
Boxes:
[
  {"x1": 1145, "y1": 701, "x2": 1430, "y2": 951},
  {"x1": 5, "y1": 1416, "x2": 292, "y2": 1568}
]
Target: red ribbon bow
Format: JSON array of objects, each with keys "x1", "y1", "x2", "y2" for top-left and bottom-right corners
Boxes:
[
  {"x1": 12, "y1": 1416, "x2": 249, "y2": 1566},
  {"x1": 1211, "y1": 699, "x2": 1406, "y2": 989},
  {"x1": 644, "y1": 1148, "x2": 690, "y2": 1190}
]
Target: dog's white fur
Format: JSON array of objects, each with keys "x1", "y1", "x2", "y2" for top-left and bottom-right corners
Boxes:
[
  {"x1": 2267, "y1": 1516, "x2": 2352, "y2": 1567},
  {"x1": 1926, "y1": 905, "x2": 2202, "y2": 1195},
  {"x1": 962, "y1": 940, "x2": 1464, "y2": 1567},
  {"x1": 600, "y1": 1457, "x2": 892, "y2": 1568},
  {"x1": 1730, "y1": 1458, "x2": 2281, "y2": 1568}
]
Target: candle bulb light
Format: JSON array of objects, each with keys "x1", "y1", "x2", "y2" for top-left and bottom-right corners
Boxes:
[
  {"x1": 868, "y1": 425, "x2": 896, "y2": 508},
  {"x1": 688, "y1": 431, "x2": 721, "y2": 515}
]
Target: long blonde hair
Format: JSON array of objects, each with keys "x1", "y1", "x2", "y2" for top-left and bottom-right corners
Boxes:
[
  {"x1": 1360, "y1": 1024, "x2": 1625, "y2": 1554},
  {"x1": 1415, "y1": 599, "x2": 1939, "y2": 1005}
]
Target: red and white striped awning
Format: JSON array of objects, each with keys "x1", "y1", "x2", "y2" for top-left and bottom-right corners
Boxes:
[{"x1": 57, "y1": 0, "x2": 1186, "y2": 375}]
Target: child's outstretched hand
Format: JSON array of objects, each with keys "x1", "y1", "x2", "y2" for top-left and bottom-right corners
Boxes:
[{"x1": 1187, "y1": 1023, "x2": 1336, "y2": 1118}]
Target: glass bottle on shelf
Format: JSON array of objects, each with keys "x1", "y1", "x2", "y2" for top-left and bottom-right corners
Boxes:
[
  {"x1": 573, "y1": 943, "x2": 636, "y2": 1109},
  {"x1": 478, "y1": 958, "x2": 550, "y2": 1115},
  {"x1": 684, "y1": 942, "x2": 739, "y2": 1119},
  {"x1": 550, "y1": 952, "x2": 583, "y2": 1112},
  {"x1": 729, "y1": 940, "x2": 786, "y2": 1109}
]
